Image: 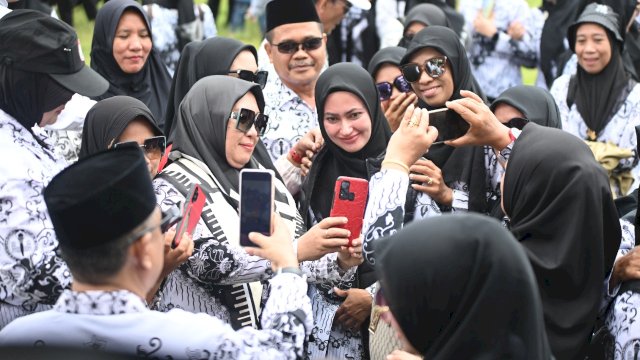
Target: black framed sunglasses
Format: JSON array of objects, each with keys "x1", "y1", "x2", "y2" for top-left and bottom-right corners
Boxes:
[
  {"x1": 401, "y1": 56, "x2": 448, "y2": 83},
  {"x1": 228, "y1": 69, "x2": 269, "y2": 89},
  {"x1": 504, "y1": 117, "x2": 529, "y2": 130},
  {"x1": 229, "y1": 108, "x2": 269, "y2": 136},
  {"x1": 113, "y1": 135, "x2": 166, "y2": 159},
  {"x1": 271, "y1": 37, "x2": 323, "y2": 54},
  {"x1": 160, "y1": 205, "x2": 182, "y2": 233},
  {"x1": 376, "y1": 75, "x2": 412, "y2": 101}
]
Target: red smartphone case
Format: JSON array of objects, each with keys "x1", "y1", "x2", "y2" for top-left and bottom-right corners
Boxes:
[
  {"x1": 329, "y1": 176, "x2": 369, "y2": 247},
  {"x1": 172, "y1": 184, "x2": 205, "y2": 248},
  {"x1": 157, "y1": 143, "x2": 172, "y2": 174}
]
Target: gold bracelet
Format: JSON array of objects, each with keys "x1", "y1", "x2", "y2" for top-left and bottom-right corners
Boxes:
[{"x1": 381, "y1": 159, "x2": 410, "y2": 173}]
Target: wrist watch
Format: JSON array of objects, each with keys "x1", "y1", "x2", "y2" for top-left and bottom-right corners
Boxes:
[{"x1": 276, "y1": 266, "x2": 303, "y2": 277}]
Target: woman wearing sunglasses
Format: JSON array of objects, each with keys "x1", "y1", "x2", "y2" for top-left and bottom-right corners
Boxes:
[
  {"x1": 90, "y1": 0, "x2": 172, "y2": 129},
  {"x1": 550, "y1": 3, "x2": 640, "y2": 198},
  {"x1": 396, "y1": 26, "x2": 489, "y2": 218},
  {"x1": 367, "y1": 46, "x2": 417, "y2": 131},
  {"x1": 374, "y1": 214, "x2": 552, "y2": 359},
  {"x1": 163, "y1": 37, "x2": 268, "y2": 136},
  {"x1": 78, "y1": 95, "x2": 194, "y2": 305},
  {"x1": 154, "y1": 75, "x2": 361, "y2": 330}
]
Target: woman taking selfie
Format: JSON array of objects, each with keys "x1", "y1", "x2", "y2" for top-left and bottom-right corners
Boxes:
[{"x1": 153, "y1": 76, "x2": 361, "y2": 330}]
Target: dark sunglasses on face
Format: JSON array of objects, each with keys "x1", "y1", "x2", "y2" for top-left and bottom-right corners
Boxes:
[
  {"x1": 504, "y1": 117, "x2": 529, "y2": 130},
  {"x1": 113, "y1": 135, "x2": 167, "y2": 159},
  {"x1": 401, "y1": 55, "x2": 448, "y2": 83},
  {"x1": 160, "y1": 205, "x2": 182, "y2": 234},
  {"x1": 228, "y1": 69, "x2": 269, "y2": 89},
  {"x1": 230, "y1": 108, "x2": 269, "y2": 136},
  {"x1": 271, "y1": 37, "x2": 323, "y2": 54},
  {"x1": 376, "y1": 75, "x2": 412, "y2": 101}
]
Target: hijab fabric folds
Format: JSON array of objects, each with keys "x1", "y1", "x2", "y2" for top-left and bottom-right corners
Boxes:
[
  {"x1": 404, "y1": 3, "x2": 448, "y2": 30},
  {"x1": 503, "y1": 123, "x2": 622, "y2": 359},
  {"x1": 0, "y1": 69, "x2": 73, "y2": 132},
  {"x1": 367, "y1": 46, "x2": 405, "y2": 77},
  {"x1": 301, "y1": 63, "x2": 391, "y2": 223},
  {"x1": 90, "y1": 0, "x2": 171, "y2": 127},
  {"x1": 78, "y1": 96, "x2": 163, "y2": 159},
  {"x1": 169, "y1": 75, "x2": 279, "y2": 207},
  {"x1": 164, "y1": 37, "x2": 258, "y2": 135},
  {"x1": 376, "y1": 213, "x2": 552, "y2": 359},
  {"x1": 401, "y1": 26, "x2": 489, "y2": 212},
  {"x1": 490, "y1": 85, "x2": 563, "y2": 129}
]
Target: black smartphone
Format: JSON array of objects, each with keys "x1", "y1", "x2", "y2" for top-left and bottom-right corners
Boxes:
[
  {"x1": 428, "y1": 108, "x2": 469, "y2": 144},
  {"x1": 239, "y1": 169, "x2": 274, "y2": 247}
]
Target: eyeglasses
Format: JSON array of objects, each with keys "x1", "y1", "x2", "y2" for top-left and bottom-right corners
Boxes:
[
  {"x1": 121, "y1": 206, "x2": 181, "y2": 245},
  {"x1": 113, "y1": 136, "x2": 167, "y2": 160},
  {"x1": 229, "y1": 108, "x2": 269, "y2": 136},
  {"x1": 271, "y1": 37, "x2": 323, "y2": 54},
  {"x1": 401, "y1": 56, "x2": 448, "y2": 83},
  {"x1": 369, "y1": 287, "x2": 391, "y2": 334},
  {"x1": 504, "y1": 117, "x2": 529, "y2": 130},
  {"x1": 376, "y1": 75, "x2": 412, "y2": 101},
  {"x1": 228, "y1": 69, "x2": 269, "y2": 89}
]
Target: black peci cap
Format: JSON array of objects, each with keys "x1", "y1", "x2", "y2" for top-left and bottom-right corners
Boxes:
[
  {"x1": 44, "y1": 145, "x2": 157, "y2": 250},
  {"x1": 266, "y1": 0, "x2": 321, "y2": 33},
  {"x1": 0, "y1": 9, "x2": 108, "y2": 97}
]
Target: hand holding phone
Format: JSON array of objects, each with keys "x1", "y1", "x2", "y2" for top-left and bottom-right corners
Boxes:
[
  {"x1": 239, "y1": 169, "x2": 274, "y2": 247},
  {"x1": 428, "y1": 108, "x2": 470, "y2": 145},
  {"x1": 172, "y1": 184, "x2": 205, "y2": 249},
  {"x1": 329, "y1": 177, "x2": 368, "y2": 247}
]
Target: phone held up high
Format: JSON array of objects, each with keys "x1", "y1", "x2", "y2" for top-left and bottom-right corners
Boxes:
[
  {"x1": 172, "y1": 183, "x2": 205, "y2": 249},
  {"x1": 329, "y1": 176, "x2": 369, "y2": 247},
  {"x1": 427, "y1": 107, "x2": 469, "y2": 144},
  {"x1": 239, "y1": 169, "x2": 274, "y2": 247}
]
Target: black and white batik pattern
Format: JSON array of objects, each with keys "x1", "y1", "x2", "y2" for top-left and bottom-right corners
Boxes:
[
  {"x1": 44, "y1": 129, "x2": 82, "y2": 164},
  {"x1": 153, "y1": 172, "x2": 355, "y2": 323},
  {"x1": 602, "y1": 220, "x2": 639, "y2": 360},
  {"x1": 463, "y1": 0, "x2": 538, "y2": 99},
  {"x1": 143, "y1": 3, "x2": 217, "y2": 75},
  {"x1": 260, "y1": 72, "x2": 318, "y2": 161},
  {"x1": 550, "y1": 75, "x2": 640, "y2": 195},
  {"x1": 0, "y1": 275, "x2": 312, "y2": 359},
  {"x1": 0, "y1": 110, "x2": 71, "y2": 329}
]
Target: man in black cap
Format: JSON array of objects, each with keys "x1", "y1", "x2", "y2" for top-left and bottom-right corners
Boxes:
[
  {"x1": 0, "y1": 146, "x2": 312, "y2": 359},
  {"x1": 0, "y1": 10, "x2": 108, "y2": 328}
]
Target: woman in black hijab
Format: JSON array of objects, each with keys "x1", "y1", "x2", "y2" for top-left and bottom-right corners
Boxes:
[
  {"x1": 491, "y1": 85, "x2": 563, "y2": 129},
  {"x1": 163, "y1": 37, "x2": 265, "y2": 136},
  {"x1": 368, "y1": 46, "x2": 417, "y2": 131},
  {"x1": 299, "y1": 63, "x2": 391, "y2": 359},
  {"x1": 153, "y1": 75, "x2": 360, "y2": 330},
  {"x1": 549, "y1": 3, "x2": 640, "y2": 197},
  {"x1": 90, "y1": 0, "x2": 172, "y2": 128},
  {"x1": 398, "y1": 3, "x2": 449, "y2": 47},
  {"x1": 375, "y1": 213, "x2": 552, "y2": 359},
  {"x1": 503, "y1": 123, "x2": 621, "y2": 359},
  {"x1": 399, "y1": 26, "x2": 489, "y2": 215},
  {"x1": 79, "y1": 96, "x2": 165, "y2": 177}
]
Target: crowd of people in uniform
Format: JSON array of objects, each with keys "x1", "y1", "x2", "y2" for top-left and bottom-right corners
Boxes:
[{"x1": 1, "y1": 0, "x2": 640, "y2": 359}]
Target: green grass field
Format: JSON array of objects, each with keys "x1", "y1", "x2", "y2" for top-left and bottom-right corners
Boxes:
[{"x1": 72, "y1": 0, "x2": 543, "y2": 83}]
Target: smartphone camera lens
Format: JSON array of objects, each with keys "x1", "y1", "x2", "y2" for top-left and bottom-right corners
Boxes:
[{"x1": 192, "y1": 188, "x2": 199, "y2": 201}]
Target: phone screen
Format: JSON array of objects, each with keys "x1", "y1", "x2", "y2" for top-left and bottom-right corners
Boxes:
[
  {"x1": 240, "y1": 170, "x2": 273, "y2": 247},
  {"x1": 428, "y1": 108, "x2": 469, "y2": 143}
]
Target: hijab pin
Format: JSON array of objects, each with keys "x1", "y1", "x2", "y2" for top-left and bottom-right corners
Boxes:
[{"x1": 595, "y1": 4, "x2": 608, "y2": 14}]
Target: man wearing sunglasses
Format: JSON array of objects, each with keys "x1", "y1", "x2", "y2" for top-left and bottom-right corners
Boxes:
[{"x1": 0, "y1": 147, "x2": 312, "y2": 359}]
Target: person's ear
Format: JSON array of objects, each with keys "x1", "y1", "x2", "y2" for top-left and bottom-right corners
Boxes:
[
  {"x1": 130, "y1": 232, "x2": 154, "y2": 271},
  {"x1": 265, "y1": 42, "x2": 274, "y2": 64}
]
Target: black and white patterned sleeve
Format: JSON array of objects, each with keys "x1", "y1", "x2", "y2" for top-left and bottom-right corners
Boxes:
[
  {"x1": 0, "y1": 178, "x2": 71, "y2": 308},
  {"x1": 299, "y1": 252, "x2": 357, "y2": 285},
  {"x1": 362, "y1": 169, "x2": 408, "y2": 265},
  {"x1": 601, "y1": 219, "x2": 636, "y2": 315}
]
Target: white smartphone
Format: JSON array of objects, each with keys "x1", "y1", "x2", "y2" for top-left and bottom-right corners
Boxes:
[{"x1": 239, "y1": 169, "x2": 274, "y2": 247}]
